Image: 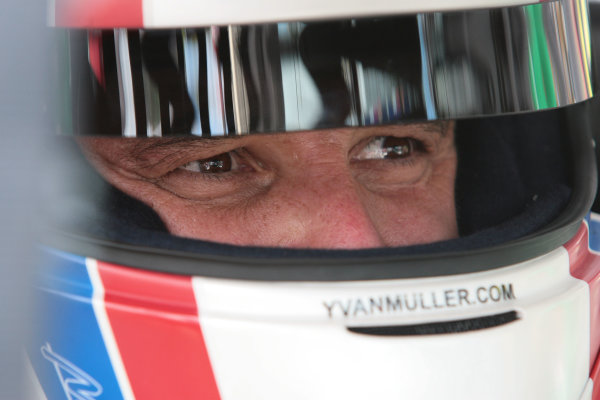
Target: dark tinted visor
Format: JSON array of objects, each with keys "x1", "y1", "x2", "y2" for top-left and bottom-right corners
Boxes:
[{"x1": 54, "y1": 0, "x2": 593, "y2": 137}]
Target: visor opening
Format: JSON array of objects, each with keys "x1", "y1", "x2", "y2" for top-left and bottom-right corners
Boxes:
[{"x1": 347, "y1": 311, "x2": 519, "y2": 336}]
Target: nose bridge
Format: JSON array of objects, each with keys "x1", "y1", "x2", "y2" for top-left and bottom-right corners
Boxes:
[{"x1": 291, "y1": 166, "x2": 385, "y2": 249}]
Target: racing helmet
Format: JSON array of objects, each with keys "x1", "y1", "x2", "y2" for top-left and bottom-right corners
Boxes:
[{"x1": 28, "y1": 0, "x2": 600, "y2": 398}]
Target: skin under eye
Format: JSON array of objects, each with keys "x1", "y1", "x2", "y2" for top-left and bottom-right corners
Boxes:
[{"x1": 352, "y1": 136, "x2": 422, "y2": 161}]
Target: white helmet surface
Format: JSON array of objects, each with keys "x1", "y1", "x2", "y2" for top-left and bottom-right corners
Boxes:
[{"x1": 29, "y1": 0, "x2": 600, "y2": 399}]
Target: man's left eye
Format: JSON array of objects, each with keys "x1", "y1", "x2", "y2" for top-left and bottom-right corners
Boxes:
[
  {"x1": 180, "y1": 153, "x2": 235, "y2": 173},
  {"x1": 353, "y1": 136, "x2": 419, "y2": 161}
]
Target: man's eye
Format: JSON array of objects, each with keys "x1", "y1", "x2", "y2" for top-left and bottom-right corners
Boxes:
[
  {"x1": 180, "y1": 153, "x2": 235, "y2": 173},
  {"x1": 353, "y1": 136, "x2": 418, "y2": 161}
]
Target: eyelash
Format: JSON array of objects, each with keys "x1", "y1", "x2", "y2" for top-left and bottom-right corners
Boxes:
[
  {"x1": 388, "y1": 156, "x2": 418, "y2": 168},
  {"x1": 183, "y1": 169, "x2": 235, "y2": 183}
]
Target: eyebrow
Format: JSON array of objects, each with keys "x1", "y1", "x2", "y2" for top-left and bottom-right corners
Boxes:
[
  {"x1": 360, "y1": 121, "x2": 450, "y2": 137},
  {"x1": 420, "y1": 121, "x2": 451, "y2": 135},
  {"x1": 130, "y1": 136, "x2": 242, "y2": 161},
  {"x1": 136, "y1": 137, "x2": 239, "y2": 150}
]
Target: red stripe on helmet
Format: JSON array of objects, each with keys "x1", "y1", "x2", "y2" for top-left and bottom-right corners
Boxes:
[
  {"x1": 97, "y1": 261, "x2": 221, "y2": 400},
  {"x1": 591, "y1": 354, "x2": 600, "y2": 400},
  {"x1": 566, "y1": 223, "x2": 600, "y2": 376},
  {"x1": 54, "y1": 0, "x2": 143, "y2": 28}
]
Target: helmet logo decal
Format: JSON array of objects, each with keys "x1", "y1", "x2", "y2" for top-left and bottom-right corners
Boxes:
[
  {"x1": 41, "y1": 343, "x2": 103, "y2": 400},
  {"x1": 323, "y1": 283, "x2": 516, "y2": 319}
]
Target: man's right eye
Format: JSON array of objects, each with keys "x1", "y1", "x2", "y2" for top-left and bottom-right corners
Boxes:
[{"x1": 180, "y1": 153, "x2": 236, "y2": 173}]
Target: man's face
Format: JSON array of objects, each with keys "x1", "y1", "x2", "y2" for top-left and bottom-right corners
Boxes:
[{"x1": 79, "y1": 122, "x2": 458, "y2": 249}]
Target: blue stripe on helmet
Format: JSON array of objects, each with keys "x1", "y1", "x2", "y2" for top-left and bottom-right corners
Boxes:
[{"x1": 28, "y1": 248, "x2": 125, "y2": 400}]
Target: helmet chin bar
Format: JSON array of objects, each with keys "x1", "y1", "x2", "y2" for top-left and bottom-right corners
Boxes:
[{"x1": 56, "y1": 0, "x2": 592, "y2": 137}]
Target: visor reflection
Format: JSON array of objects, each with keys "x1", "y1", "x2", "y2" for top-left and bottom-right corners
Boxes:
[{"x1": 57, "y1": 0, "x2": 592, "y2": 137}]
